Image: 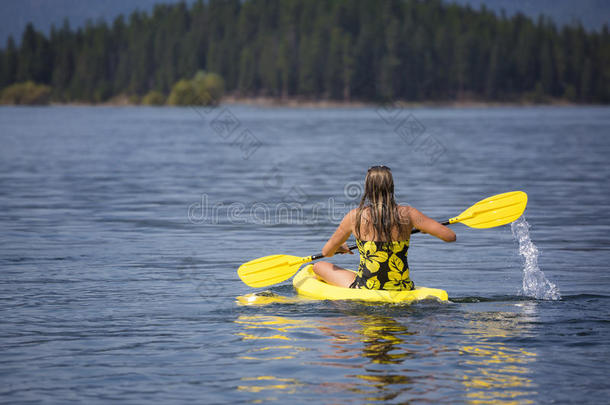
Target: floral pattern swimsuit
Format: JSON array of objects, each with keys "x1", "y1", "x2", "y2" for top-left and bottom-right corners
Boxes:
[{"x1": 349, "y1": 239, "x2": 414, "y2": 290}]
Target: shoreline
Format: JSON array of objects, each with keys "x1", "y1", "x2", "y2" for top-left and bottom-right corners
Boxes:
[
  {"x1": 1, "y1": 96, "x2": 604, "y2": 108},
  {"x1": 221, "y1": 96, "x2": 582, "y2": 109}
]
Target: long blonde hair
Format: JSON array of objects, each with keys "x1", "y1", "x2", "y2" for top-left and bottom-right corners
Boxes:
[{"x1": 354, "y1": 166, "x2": 406, "y2": 241}]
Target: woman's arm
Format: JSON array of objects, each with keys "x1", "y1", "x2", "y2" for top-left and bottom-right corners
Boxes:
[
  {"x1": 321, "y1": 210, "x2": 355, "y2": 257},
  {"x1": 409, "y1": 207, "x2": 456, "y2": 242}
]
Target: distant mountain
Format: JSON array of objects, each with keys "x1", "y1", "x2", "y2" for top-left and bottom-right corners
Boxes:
[
  {"x1": 0, "y1": 0, "x2": 607, "y2": 46},
  {"x1": 0, "y1": 0, "x2": 197, "y2": 45},
  {"x1": 445, "y1": 0, "x2": 609, "y2": 31}
]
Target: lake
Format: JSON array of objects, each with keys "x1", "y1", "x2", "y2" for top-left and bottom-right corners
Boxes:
[{"x1": 0, "y1": 105, "x2": 609, "y2": 403}]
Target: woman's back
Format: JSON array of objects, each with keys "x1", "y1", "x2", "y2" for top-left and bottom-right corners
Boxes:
[
  {"x1": 350, "y1": 206, "x2": 414, "y2": 290},
  {"x1": 313, "y1": 166, "x2": 455, "y2": 289},
  {"x1": 353, "y1": 205, "x2": 412, "y2": 242}
]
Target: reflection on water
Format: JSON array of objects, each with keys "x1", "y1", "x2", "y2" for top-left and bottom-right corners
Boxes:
[
  {"x1": 356, "y1": 316, "x2": 413, "y2": 365},
  {"x1": 346, "y1": 316, "x2": 420, "y2": 401},
  {"x1": 235, "y1": 303, "x2": 539, "y2": 403},
  {"x1": 235, "y1": 292, "x2": 305, "y2": 306},
  {"x1": 234, "y1": 316, "x2": 311, "y2": 397},
  {"x1": 461, "y1": 302, "x2": 538, "y2": 404},
  {"x1": 238, "y1": 376, "x2": 301, "y2": 394},
  {"x1": 235, "y1": 313, "x2": 424, "y2": 401}
]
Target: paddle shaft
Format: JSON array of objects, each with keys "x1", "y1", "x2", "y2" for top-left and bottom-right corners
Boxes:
[{"x1": 309, "y1": 220, "x2": 451, "y2": 261}]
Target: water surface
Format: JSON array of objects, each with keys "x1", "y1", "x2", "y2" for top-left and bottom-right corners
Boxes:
[{"x1": 0, "y1": 105, "x2": 609, "y2": 403}]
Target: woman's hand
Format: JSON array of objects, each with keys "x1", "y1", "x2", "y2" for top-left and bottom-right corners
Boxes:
[{"x1": 335, "y1": 243, "x2": 354, "y2": 255}]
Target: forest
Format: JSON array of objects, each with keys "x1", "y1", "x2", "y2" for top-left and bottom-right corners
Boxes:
[{"x1": 0, "y1": 0, "x2": 608, "y2": 104}]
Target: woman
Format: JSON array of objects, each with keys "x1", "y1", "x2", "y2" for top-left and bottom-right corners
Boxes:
[{"x1": 313, "y1": 166, "x2": 456, "y2": 289}]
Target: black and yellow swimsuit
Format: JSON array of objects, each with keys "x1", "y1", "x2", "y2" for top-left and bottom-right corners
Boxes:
[{"x1": 349, "y1": 239, "x2": 414, "y2": 290}]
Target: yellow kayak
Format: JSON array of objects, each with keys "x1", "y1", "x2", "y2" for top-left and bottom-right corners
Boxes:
[{"x1": 293, "y1": 265, "x2": 449, "y2": 303}]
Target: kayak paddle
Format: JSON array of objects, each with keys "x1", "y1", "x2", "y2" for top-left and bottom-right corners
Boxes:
[{"x1": 238, "y1": 190, "x2": 527, "y2": 288}]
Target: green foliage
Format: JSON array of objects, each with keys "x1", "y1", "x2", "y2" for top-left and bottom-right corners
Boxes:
[
  {"x1": 0, "y1": 81, "x2": 51, "y2": 105},
  {"x1": 0, "y1": 0, "x2": 608, "y2": 103},
  {"x1": 141, "y1": 90, "x2": 166, "y2": 105},
  {"x1": 168, "y1": 71, "x2": 224, "y2": 106},
  {"x1": 168, "y1": 79, "x2": 197, "y2": 105},
  {"x1": 198, "y1": 72, "x2": 224, "y2": 104},
  {"x1": 129, "y1": 94, "x2": 141, "y2": 105}
]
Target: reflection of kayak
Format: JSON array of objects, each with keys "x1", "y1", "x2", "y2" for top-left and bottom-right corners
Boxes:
[
  {"x1": 293, "y1": 265, "x2": 449, "y2": 303},
  {"x1": 236, "y1": 292, "x2": 302, "y2": 306}
]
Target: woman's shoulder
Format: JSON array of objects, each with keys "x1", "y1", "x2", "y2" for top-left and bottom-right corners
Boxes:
[
  {"x1": 348, "y1": 206, "x2": 373, "y2": 220},
  {"x1": 346, "y1": 207, "x2": 361, "y2": 221},
  {"x1": 397, "y1": 205, "x2": 415, "y2": 226},
  {"x1": 398, "y1": 205, "x2": 423, "y2": 214},
  {"x1": 397, "y1": 205, "x2": 412, "y2": 215}
]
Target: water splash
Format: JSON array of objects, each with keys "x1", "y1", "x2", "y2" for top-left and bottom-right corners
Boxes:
[{"x1": 511, "y1": 217, "x2": 561, "y2": 300}]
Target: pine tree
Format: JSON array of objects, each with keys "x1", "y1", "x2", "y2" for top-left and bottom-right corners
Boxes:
[
  {"x1": 238, "y1": 47, "x2": 256, "y2": 94},
  {"x1": 342, "y1": 32, "x2": 354, "y2": 101},
  {"x1": 17, "y1": 23, "x2": 52, "y2": 84},
  {"x1": 326, "y1": 27, "x2": 345, "y2": 99},
  {"x1": 0, "y1": 0, "x2": 608, "y2": 104},
  {"x1": 259, "y1": 36, "x2": 279, "y2": 96},
  {"x1": 1, "y1": 37, "x2": 18, "y2": 88}
]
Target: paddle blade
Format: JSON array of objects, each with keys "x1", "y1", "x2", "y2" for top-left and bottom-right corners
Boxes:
[
  {"x1": 238, "y1": 254, "x2": 311, "y2": 288},
  {"x1": 450, "y1": 191, "x2": 528, "y2": 229}
]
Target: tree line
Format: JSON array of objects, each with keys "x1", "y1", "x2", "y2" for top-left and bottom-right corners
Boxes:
[{"x1": 0, "y1": 0, "x2": 608, "y2": 104}]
